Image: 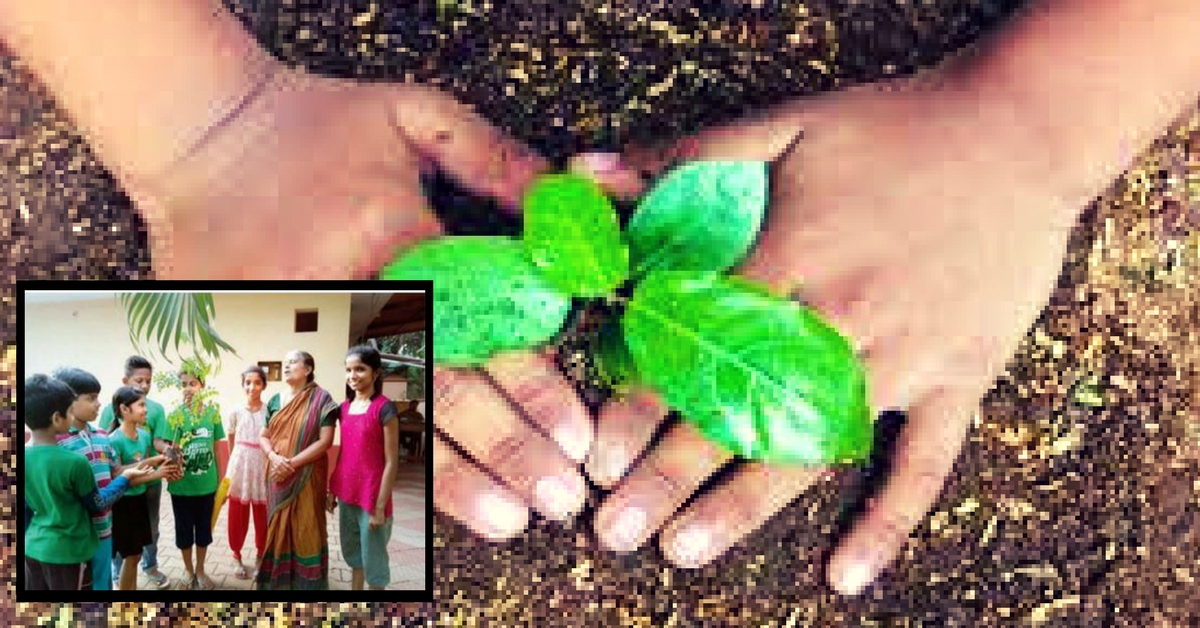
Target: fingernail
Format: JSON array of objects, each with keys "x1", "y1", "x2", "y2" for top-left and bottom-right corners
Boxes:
[
  {"x1": 579, "y1": 152, "x2": 623, "y2": 175},
  {"x1": 534, "y1": 474, "x2": 585, "y2": 520},
  {"x1": 604, "y1": 506, "x2": 647, "y2": 551},
  {"x1": 554, "y1": 420, "x2": 590, "y2": 463},
  {"x1": 598, "y1": 440, "x2": 628, "y2": 483},
  {"x1": 478, "y1": 492, "x2": 528, "y2": 539},
  {"x1": 669, "y1": 524, "x2": 719, "y2": 568},
  {"x1": 833, "y1": 548, "x2": 880, "y2": 595}
]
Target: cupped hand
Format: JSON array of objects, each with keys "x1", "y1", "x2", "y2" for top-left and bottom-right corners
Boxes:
[
  {"x1": 166, "y1": 465, "x2": 184, "y2": 482},
  {"x1": 139, "y1": 455, "x2": 167, "y2": 469},
  {"x1": 433, "y1": 350, "x2": 596, "y2": 541},
  {"x1": 574, "y1": 67, "x2": 1095, "y2": 594},
  {"x1": 121, "y1": 465, "x2": 157, "y2": 485},
  {"x1": 118, "y1": 62, "x2": 546, "y2": 279}
]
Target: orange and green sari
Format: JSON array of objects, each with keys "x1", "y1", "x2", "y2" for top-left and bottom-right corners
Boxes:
[{"x1": 255, "y1": 383, "x2": 339, "y2": 590}]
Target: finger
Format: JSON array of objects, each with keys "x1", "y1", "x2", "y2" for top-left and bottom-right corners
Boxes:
[
  {"x1": 484, "y1": 350, "x2": 593, "y2": 463},
  {"x1": 584, "y1": 387, "x2": 669, "y2": 488},
  {"x1": 594, "y1": 422, "x2": 733, "y2": 552},
  {"x1": 620, "y1": 100, "x2": 807, "y2": 180},
  {"x1": 432, "y1": 434, "x2": 530, "y2": 541},
  {"x1": 390, "y1": 83, "x2": 549, "y2": 211},
  {"x1": 434, "y1": 366, "x2": 588, "y2": 521},
  {"x1": 310, "y1": 162, "x2": 444, "y2": 279},
  {"x1": 860, "y1": 329, "x2": 952, "y2": 412},
  {"x1": 827, "y1": 387, "x2": 975, "y2": 596},
  {"x1": 659, "y1": 463, "x2": 826, "y2": 568},
  {"x1": 567, "y1": 152, "x2": 649, "y2": 201}
]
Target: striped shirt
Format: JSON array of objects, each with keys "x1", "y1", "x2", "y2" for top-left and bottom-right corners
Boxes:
[{"x1": 56, "y1": 424, "x2": 117, "y2": 539}]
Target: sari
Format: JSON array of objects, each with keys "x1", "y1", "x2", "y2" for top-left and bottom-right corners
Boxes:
[{"x1": 255, "y1": 383, "x2": 339, "y2": 590}]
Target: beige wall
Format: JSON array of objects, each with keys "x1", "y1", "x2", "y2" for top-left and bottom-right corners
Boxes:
[{"x1": 24, "y1": 292, "x2": 354, "y2": 442}]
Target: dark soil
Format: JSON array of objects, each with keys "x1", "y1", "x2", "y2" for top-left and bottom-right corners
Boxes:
[{"x1": 5, "y1": 1, "x2": 1199, "y2": 626}]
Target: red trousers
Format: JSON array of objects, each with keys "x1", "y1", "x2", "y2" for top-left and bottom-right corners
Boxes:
[{"x1": 226, "y1": 497, "x2": 266, "y2": 562}]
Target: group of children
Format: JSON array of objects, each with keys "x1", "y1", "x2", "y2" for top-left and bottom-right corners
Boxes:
[{"x1": 24, "y1": 346, "x2": 409, "y2": 591}]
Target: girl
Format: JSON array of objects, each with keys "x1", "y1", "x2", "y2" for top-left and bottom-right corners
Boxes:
[
  {"x1": 107, "y1": 385, "x2": 180, "y2": 590},
  {"x1": 155, "y1": 364, "x2": 225, "y2": 590},
  {"x1": 328, "y1": 345, "x2": 400, "y2": 590},
  {"x1": 224, "y1": 365, "x2": 270, "y2": 580}
]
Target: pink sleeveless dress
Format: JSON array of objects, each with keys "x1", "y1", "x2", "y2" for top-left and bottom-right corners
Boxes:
[{"x1": 330, "y1": 395, "x2": 393, "y2": 518}]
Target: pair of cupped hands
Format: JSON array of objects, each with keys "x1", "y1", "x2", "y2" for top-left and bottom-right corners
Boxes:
[
  {"x1": 121, "y1": 60, "x2": 1087, "y2": 594},
  {"x1": 121, "y1": 453, "x2": 185, "y2": 483}
]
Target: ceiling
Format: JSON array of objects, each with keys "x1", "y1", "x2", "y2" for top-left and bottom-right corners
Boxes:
[{"x1": 350, "y1": 292, "x2": 426, "y2": 342}]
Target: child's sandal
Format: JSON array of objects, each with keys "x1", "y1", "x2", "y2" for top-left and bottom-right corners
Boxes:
[
  {"x1": 196, "y1": 574, "x2": 216, "y2": 590},
  {"x1": 144, "y1": 568, "x2": 170, "y2": 589},
  {"x1": 234, "y1": 563, "x2": 250, "y2": 580},
  {"x1": 176, "y1": 575, "x2": 195, "y2": 590}
]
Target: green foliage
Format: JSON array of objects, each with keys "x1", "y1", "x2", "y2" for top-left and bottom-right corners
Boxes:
[
  {"x1": 523, "y1": 173, "x2": 629, "y2": 297},
  {"x1": 381, "y1": 162, "x2": 872, "y2": 465},
  {"x1": 118, "y1": 293, "x2": 238, "y2": 367},
  {"x1": 379, "y1": 236, "x2": 572, "y2": 366},
  {"x1": 154, "y1": 358, "x2": 221, "y2": 446},
  {"x1": 377, "y1": 331, "x2": 427, "y2": 398},
  {"x1": 624, "y1": 271, "x2": 872, "y2": 464},
  {"x1": 377, "y1": 331, "x2": 426, "y2": 362},
  {"x1": 625, "y1": 161, "x2": 767, "y2": 277},
  {"x1": 591, "y1": 314, "x2": 640, "y2": 392}
]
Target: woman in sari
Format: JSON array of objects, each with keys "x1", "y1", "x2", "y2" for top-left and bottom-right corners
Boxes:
[{"x1": 256, "y1": 350, "x2": 339, "y2": 590}]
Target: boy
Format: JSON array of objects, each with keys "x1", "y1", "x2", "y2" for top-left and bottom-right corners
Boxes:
[
  {"x1": 156, "y1": 364, "x2": 224, "y2": 590},
  {"x1": 51, "y1": 367, "x2": 122, "y2": 591},
  {"x1": 23, "y1": 374, "x2": 151, "y2": 590},
  {"x1": 97, "y1": 355, "x2": 171, "y2": 589}
]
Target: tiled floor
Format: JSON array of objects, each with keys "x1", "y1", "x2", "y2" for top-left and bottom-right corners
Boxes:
[{"x1": 133, "y1": 461, "x2": 427, "y2": 591}]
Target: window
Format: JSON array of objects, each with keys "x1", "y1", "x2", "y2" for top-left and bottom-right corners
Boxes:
[{"x1": 295, "y1": 309, "x2": 318, "y2": 333}]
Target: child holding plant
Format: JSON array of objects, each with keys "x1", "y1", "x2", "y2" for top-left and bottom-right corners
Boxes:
[
  {"x1": 51, "y1": 367, "x2": 123, "y2": 591},
  {"x1": 98, "y1": 355, "x2": 172, "y2": 589},
  {"x1": 107, "y1": 385, "x2": 182, "y2": 590},
  {"x1": 328, "y1": 345, "x2": 400, "y2": 590},
  {"x1": 24, "y1": 374, "x2": 154, "y2": 590},
  {"x1": 154, "y1": 361, "x2": 224, "y2": 590},
  {"x1": 224, "y1": 365, "x2": 271, "y2": 580}
]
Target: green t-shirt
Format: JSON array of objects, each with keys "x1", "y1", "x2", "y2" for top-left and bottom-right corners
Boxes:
[
  {"x1": 108, "y1": 427, "x2": 155, "y2": 497},
  {"x1": 156, "y1": 402, "x2": 225, "y2": 496},
  {"x1": 99, "y1": 397, "x2": 166, "y2": 488},
  {"x1": 24, "y1": 444, "x2": 100, "y2": 564}
]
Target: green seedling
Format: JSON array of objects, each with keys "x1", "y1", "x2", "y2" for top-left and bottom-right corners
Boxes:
[{"x1": 381, "y1": 162, "x2": 872, "y2": 466}]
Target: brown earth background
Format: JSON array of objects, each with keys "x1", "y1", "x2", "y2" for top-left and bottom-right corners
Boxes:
[{"x1": 3, "y1": 0, "x2": 1199, "y2": 625}]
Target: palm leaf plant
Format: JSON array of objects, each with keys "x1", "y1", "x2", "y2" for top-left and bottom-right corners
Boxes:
[
  {"x1": 380, "y1": 162, "x2": 873, "y2": 465},
  {"x1": 118, "y1": 293, "x2": 234, "y2": 462},
  {"x1": 117, "y1": 292, "x2": 238, "y2": 368}
]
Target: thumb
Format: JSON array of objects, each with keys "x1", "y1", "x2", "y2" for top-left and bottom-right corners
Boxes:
[
  {"x1": 571, "y1": 99, "x2": 808, "y2": 197},
  {"x1": 389, "y1": 83, "x2": 548, "y2": 212}
]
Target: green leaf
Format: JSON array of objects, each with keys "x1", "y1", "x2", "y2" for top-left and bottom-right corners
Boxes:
[
  {"x1": 379, "y1": 236, "x2": 573, "y2": 366},
  {"x1": 522, "y1": 173, "x2": 628, "y2": 297},
  {"x1": 626, "y1": 161, "x2": 767, "y2": 277},
  {"x1": 592, "y1": 314, "x2": 640, "y2": 390},
  {"x1": 156, "y1": 294, "x2": 181, "y2": 359},
  {"x1": 622, "y1": 270, "x2": 873, "y2": 465},
  {"x1": 118, "y1": 293, "x2": 238, "y2": 368}
]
